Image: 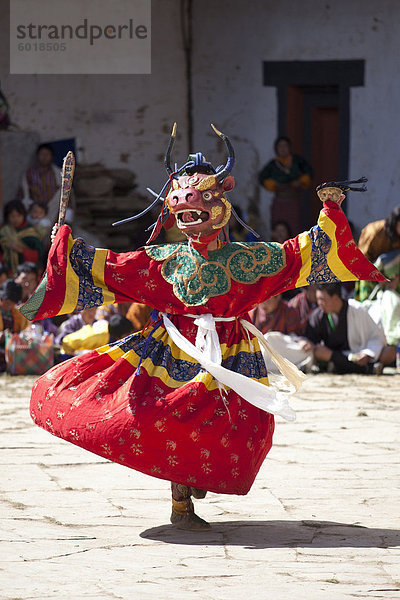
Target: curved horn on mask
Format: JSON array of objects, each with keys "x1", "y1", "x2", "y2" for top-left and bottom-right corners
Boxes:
[
  {"x1": 211, "y1": 123, "x2": 235, "y2": 181},
  {"x1": 164, "y1": 122, "x2": 177, "y2": 177}
]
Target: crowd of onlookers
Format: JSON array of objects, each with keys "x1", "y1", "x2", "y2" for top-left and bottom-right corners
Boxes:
[
  {"x1": 0, "y1": 249, "x2": 398, "y2": 376},
  {"x1": 1, "y1": 138, "x2": 399, "y2": 376},
  {"x1": 250, "y1": 282, "x2": 396, "y2": 376}
]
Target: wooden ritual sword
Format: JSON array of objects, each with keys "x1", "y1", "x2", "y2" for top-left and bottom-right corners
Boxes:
[{"x1": 57, "y1": 151, "x2": 75, "y2": 227}]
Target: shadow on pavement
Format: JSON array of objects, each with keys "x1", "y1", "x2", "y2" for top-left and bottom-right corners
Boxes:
[{"x1": 140, "y1": 519, "x2": 400, "y2": 548}]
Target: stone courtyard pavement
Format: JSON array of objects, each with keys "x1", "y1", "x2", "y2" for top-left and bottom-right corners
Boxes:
[{"x1": 0, "y1": 372, "x2": 399, "y2": 600}]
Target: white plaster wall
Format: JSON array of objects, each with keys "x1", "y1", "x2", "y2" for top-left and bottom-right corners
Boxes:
[
  {"x1": 191, "y1": 0, "x2": 400, "y2": 234},
  {"x1": 0, "y1": 0, "x2": 188, "y2": 204},
  {"x1": 2, "y1": 0, "x2": 399, "y2": 235},
  {"x1": 0, "y1": 130, "x2": 40, "y2": 204}
]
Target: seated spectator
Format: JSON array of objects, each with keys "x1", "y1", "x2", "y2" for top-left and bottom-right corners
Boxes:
[
  {"x1": 228, "y1": 205, "x2": 258, "y2": 242},
  {"x1": 61, "y1": 314, "x2": 134, "y2": 355},
  {"x1": 0, "y1": 200, "x2": 44, "y2": 272},
  {"x1": 15, "y1": 262, "x2": 40, "y2": 302},
  {"x1": 57, "y1": 303, "x2": 151, "y2": 354},
  {"x1": 0, "y1": 279, "x2": 29, "y2": 334},
  {"x1": 287, "y1": 284, "x2": 317, "y2": 335},
  {"x1": 367, "y1": 283, "x2": 400, "y2": 348},
  {"x1": 0, "y1": 279, "x2": 29, "y2": 370},
  {"x1": 249, "y1": 294, "x2": 301, "y2": 335},
  {"x1": 61, "y1": 319, "x2": 109, "y2": 355},
  {"x1": 55, "y1": 307, "x2": 98, "y2": 346},
  {"x1": 304, "y1": 283, "x2": 395, "y2": 374},
  {"x1": 95, "y1": 302, "x2": 150, "y2": 326}
]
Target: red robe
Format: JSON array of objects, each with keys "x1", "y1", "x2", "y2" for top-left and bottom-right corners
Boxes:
[{"x1": 21, "y1": 201, "x2": 384, "y2": 495}]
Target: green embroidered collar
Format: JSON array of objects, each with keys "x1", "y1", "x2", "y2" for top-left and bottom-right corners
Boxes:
[{"x1": 145, "y1": 241, "x2": 286, "y2": 306}]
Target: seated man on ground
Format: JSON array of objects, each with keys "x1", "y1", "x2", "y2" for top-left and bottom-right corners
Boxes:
[
  {"x1": 304, "y1": 282, "x2": 395, "y2": 374},
  {"x1": 270, "y1": 220, "x2": 292, "y2": 244}
]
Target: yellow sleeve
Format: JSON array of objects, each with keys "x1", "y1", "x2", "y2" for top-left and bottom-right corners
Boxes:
[{"x1": 62, "y1": 321, "x2": 109, "y2": 354}]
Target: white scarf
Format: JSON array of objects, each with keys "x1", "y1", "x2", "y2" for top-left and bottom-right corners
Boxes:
[{"x1": 162, "y1": 313, "x2": 306, "y2": 422}]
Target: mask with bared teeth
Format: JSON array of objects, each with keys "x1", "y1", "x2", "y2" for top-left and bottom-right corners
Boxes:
[
  {"x1": 167, "y1": 171, "x2": 235, "y2": 238},
  {"x1": 112, "y1": 123, "x2": 259, "y2": 247},
  {"x1": 163, "y1": 123, "x2": 237, "y2": 244}
]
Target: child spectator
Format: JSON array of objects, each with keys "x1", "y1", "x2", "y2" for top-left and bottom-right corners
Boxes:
[
  {"x1": 228, "y1": 205, "x2": 258, "y2": 242},
  {"x1": 28, "y1": 201, "x2": 51, "y2": 241},
  {"x1": 0, "y1": 200, "x2": 43, "y2": 273}
]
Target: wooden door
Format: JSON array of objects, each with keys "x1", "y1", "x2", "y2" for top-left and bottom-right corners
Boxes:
[{"x1": 286, "y1": 85, "x2": 340, "y2": 228}]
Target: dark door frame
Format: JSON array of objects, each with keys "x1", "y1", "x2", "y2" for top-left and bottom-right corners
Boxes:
[{"x1": 262, "y1": 60, "x2": 365, "y2": 182}]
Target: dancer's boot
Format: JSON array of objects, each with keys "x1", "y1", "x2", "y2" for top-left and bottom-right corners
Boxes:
[{"x1": 170, "y1": 482, "x2": 210, "y2": 530}]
